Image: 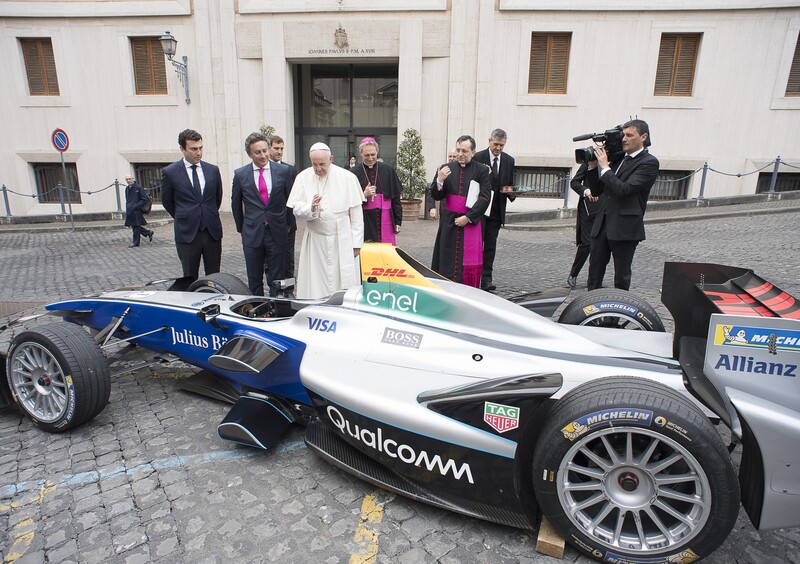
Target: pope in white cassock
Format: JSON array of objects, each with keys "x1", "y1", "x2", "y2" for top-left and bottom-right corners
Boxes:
[{"x1": 286, "y1": 143, "x2": 366, "y2": 298}]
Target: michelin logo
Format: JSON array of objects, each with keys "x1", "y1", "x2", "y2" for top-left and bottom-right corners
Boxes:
[
  {"x1": 562, "y1": 408, "x2": 653, "y2": 441},
  {"x1": 715, "y1": 324, "x2": 800, "y2": 353}
]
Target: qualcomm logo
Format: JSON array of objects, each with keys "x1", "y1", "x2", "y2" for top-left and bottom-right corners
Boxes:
[{"x1": 327, "y1": 405, "x2": 474, "y2": 484}]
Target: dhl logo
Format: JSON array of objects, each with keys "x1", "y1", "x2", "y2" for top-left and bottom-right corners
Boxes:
[{"x1": 369, "y1": 268, "x2": 412, "y2": 278}]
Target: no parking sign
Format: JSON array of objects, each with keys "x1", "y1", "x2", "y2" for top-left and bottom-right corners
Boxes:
[{"x1": 52, "y1": 128, "x2": 69, "y2": 152}]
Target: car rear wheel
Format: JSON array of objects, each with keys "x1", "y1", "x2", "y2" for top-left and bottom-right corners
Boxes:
[
  {"x1": 532, "y1": 376, "x2": 738, "y2": 562},
  {"x1": 188, "y1": 273, "x2": 250, "y2": 295},
  {"x1": 6, "y1": 323, "x2": 110, "y2": 432},
  {"x1": 557, "y1": 289, "x2": 665, "y2": 331}
]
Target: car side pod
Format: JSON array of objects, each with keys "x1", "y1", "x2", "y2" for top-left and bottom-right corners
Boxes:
[{"x1": 217, "y1": 395, "x2": 293, "y2": 450}]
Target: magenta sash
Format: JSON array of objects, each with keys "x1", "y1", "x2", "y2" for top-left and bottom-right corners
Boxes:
[
  {"x1": 363, "y1": 193, "x2": 396, "y2": 245},
  {"x1": 445, "y1": 194, "x2": 482, "y2": 287}
]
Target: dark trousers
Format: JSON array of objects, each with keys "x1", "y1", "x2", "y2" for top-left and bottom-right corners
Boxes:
[
  {"x1": 569, "y1": 212, "x2": 594, "y2": 278},
  {"x1": 481, "y1": 217, "x2": 502, "y2": 284},
  {"x1": 176, "y1": 229, "x2": 222, "y2": 280},
  {"x1": 243, "y1": 225, "x2": 285, "y2": 297},
  {"x1": 588, "y1": 223, "x2": 639, "y2": 291},
  {"x1": 130, "y1": 225, "x2": 153, "y2": 246},
  {"x1": 284, "y1": 228, "x2": 297, "y2": 280}
]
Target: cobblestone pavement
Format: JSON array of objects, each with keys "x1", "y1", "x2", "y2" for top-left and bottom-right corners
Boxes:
[{"x1": 1, "y1": 210, "x2": 799, "y2": 563}]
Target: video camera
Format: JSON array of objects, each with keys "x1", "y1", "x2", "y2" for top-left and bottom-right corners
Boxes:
[{"x1": 573, "y1": 125, "x2": 625, "y2": 164}]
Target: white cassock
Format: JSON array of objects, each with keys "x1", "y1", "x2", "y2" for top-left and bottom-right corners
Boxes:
[{"x1": 287, "y1": 163, "x2": 365, "y2": 298}]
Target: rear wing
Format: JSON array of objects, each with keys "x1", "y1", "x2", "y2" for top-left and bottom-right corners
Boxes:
[{"x1": 662, "y1": 262, "x2": 800, "y2": 356}]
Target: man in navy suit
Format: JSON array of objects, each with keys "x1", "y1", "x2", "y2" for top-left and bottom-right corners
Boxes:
[
  {"x1": 268, "y1": 134, "x2": 298, "y2": 284},
  {"x1": 161, "y1": 129, "x2": 224, "y2": 279},
  {"x1": 586, "y1": 119, "x2": 659, "y2": 291},
  {"x1": 232, "y1": 132, "x2": 293, "y2": 296},
  {"x1": 472, "y1": 129, "x2": 516, "y2": 291}
]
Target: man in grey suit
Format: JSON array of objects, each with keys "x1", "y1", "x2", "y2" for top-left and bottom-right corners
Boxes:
[
  {"x1": 586, "y1": 119, "x2": 659, "y2": 291},
  {"x1": 232, "y1": 132, "x2": 293, "y2": 296},
  {"x1": 161, "y1": 129, "x2": 224, "y2": 279}
]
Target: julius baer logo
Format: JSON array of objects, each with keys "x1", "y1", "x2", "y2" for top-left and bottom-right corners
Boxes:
[
  {"x1": 170, "y1": 328, "x2": 228, "y2": 350},
  {"x1": 327, "y1": 405, "x2": 474, "y2": 484}
]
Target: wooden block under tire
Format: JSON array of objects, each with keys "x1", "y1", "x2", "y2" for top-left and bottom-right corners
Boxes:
[{"x1": 535, "y1": 516, "x2": 565, "y2": 558}]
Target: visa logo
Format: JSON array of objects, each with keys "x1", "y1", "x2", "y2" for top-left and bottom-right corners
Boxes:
[{"x1": 308, "y1": 317, "x2": 337, "y2": 333}]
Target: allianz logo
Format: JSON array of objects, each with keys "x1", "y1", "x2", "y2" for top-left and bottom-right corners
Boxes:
[{"x1": 327, "y1": 405, "x2": 474, "y2": 484}]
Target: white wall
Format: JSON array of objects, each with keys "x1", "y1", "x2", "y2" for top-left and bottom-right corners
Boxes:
[{"x1": 1, "y1": 2, "x2": 798, "y2": 217}]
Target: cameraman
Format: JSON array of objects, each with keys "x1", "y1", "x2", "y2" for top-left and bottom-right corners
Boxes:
[
  {"x1": 585, "y1": 119, "x2": 659, "y2": 291},
  {"x1": 566, "y1": 163, "x2": 601, "y2": 287}
]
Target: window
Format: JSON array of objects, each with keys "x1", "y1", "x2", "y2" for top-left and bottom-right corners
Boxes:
[
  {"x1": 756, "y1": 172, "x2": 800, "y2": 193},
  {"x1": 133, "y1": 163, "x2": 170, "y2": 203},
  {"x1": 130, "y1": 37, "x2": 168, "y2": 95},
  {"x1": 32, "y1": 163, "x2": 81, "y2": 204},
  {"x1": 786, "y1": 34, "x2": 800, "y2": 96},
  {"x1": 654, "y1": 33, "x2": 700, "y2": 96},
  {"x1": 514, "y1": 167, "x2": 568, "y2": 198},
  {"x1": 651, "y1": 171, "x2": 690, "y2": 201},
  {"x1": 20, "y1": 38, "x2": 60, "y2": 96},
  {"x1": 528, "y1": 33, "x2": 570, "y2": 94}
]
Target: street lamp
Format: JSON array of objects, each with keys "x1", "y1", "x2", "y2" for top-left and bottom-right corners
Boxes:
[{"x1": 160, "y1": 31, "x2": 190, "y2": 104}]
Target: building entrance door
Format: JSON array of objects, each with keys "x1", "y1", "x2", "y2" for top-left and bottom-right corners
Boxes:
[{"x1": 294, "y1": 63, "x2": 398, "y2": 169}]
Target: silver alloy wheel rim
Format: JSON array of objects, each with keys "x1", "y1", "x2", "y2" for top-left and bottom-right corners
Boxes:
[
  {"x1": 580, "y1": 312, "x2": 647, "y2": 330},
  {"x1": 9, "y1": 342, "x2": 70, "y2": 423},
  {"x1": 557, "y1": 426, "x2": 711, "y2": 554}
]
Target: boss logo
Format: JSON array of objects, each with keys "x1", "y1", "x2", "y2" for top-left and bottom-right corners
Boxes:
[{"x1": 381, "y1": 327, "x2": 423, "y2": 349}]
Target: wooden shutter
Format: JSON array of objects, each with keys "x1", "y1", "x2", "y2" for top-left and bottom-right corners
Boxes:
[
  {"x1": 131, "y1": 37, "x2": 168, "y2": 95},
  {"x1": 529, "y1": 33, "x2": 570, "y2": 94},
  {"x1": 20, "y1": 38, "x2": 60, "y2": 96},
  {"x1": 786, "y1": 34, "x2": 800, "y2": 96},
  {"x1": 655, "y1": 33, "x2": 700, "y2": 96}
]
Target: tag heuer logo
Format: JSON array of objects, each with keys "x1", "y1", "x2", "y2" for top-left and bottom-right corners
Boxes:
[{"x1": 484, "y1": 402, "x2": 519, "y2": 433}]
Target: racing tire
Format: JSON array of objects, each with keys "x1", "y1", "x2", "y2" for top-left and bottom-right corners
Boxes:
[
  {"x1": 532, "y1": 376, "x2": 739, "y2": 563},
  {"x1": 6, "y1": 322, "x2": 110, "y2": 432},
  {"x1": 558, "y1": 289, "x2": 665, "y2": 331},
  {"x1": 188, "y1": 273, "x2": 251, "y2": 295}
]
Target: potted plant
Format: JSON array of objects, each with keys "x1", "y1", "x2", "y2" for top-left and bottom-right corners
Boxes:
[{"x1": 396, "y1": 128, "x2": 427, "y2": 221}]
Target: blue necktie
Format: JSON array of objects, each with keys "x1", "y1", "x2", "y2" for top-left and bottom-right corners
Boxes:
[{"x1": 191, "y1": 164, "x2": 201, "y2": 195}]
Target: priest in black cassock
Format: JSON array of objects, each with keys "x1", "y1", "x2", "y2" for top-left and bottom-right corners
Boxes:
[
  {"x1": 430, "y1": 135, "x2": 492, "y2": 288},
  {"x1": 351, "y1": 137, "x2": 403, "y2": 245}
]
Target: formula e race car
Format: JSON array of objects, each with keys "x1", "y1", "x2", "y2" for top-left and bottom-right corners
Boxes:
[{"x1": 2, "y1": 243, "x2": 798, "y2": 563}]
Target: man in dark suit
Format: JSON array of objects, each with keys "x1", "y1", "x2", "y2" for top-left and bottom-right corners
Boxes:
[
  {"x1": 566, "y1": 163, "x2": 601, "y2": 287},
  {"x1": 123, "y1": 175, "x2": 154, "y2": 248},
  {"x1": 473, "y1": 129, "x2": 516, "y2": 291},
  {"x1": 586, "y1": 119, "x2": 659, "y2": 291},
  {"x1": 161, "y1": 129, "x2": 224, "y2": 279},
  {"x1": 268, "y1": 134, "x2": 298, "y2": 284},
  {"x1": 232, "y1": 132, "x2": 293, "y2": 296}
]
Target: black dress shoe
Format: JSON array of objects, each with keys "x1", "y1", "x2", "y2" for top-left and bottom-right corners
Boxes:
[
  {"x1": 147, "y1": 232, "x2": 153, "y2": 242},
  {"x1": 128, "y1": 244, "x2": 139, "y2": 248},
  {"x1": 567, "y1": 276, "x2": 577, "y2": 288},
  {"x1": 481, "y1": 281, "x2": 497, "y2": 291}
]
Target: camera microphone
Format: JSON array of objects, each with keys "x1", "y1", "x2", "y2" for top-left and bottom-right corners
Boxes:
[{"x1": 572, "y1": 133, "x2": 596, "y2": 142}]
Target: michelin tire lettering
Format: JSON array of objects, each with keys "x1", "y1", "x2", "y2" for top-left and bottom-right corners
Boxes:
[
  {"x1": 561, "y1": 408, "x2": 653, "y2": 441},
  {"x1": 327, "y1": 405, "x2": 474, "y2": 484}
]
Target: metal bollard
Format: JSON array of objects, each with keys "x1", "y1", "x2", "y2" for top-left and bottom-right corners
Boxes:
[
  {"x1": 698, "y1": 162, "x2": 708, "y2": 200},
  {"x1": 115, "y1": 178, "x2": 122, "y2": 212},
  {"x1": 768, "y1": 156, "x2": 781, "y2": 193},
  {"x1": 562, "y1": 173, "x2": 571, "y2": 209},
  {"x1": 2, "y1": 185, "x2": 10, "y2": 217},
  {"x1": 57, "y1": 182, "x2": 66, "y2": 214}
]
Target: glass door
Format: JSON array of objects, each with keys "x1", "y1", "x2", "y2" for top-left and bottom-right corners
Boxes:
[{"x1": 294, "y1": 63, "x2": 398, "y2": 168}]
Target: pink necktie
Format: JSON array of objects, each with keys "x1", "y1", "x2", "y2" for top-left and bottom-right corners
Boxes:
[{"x1": 258, "y1": 168, "x2": 269, "y2": 206}]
